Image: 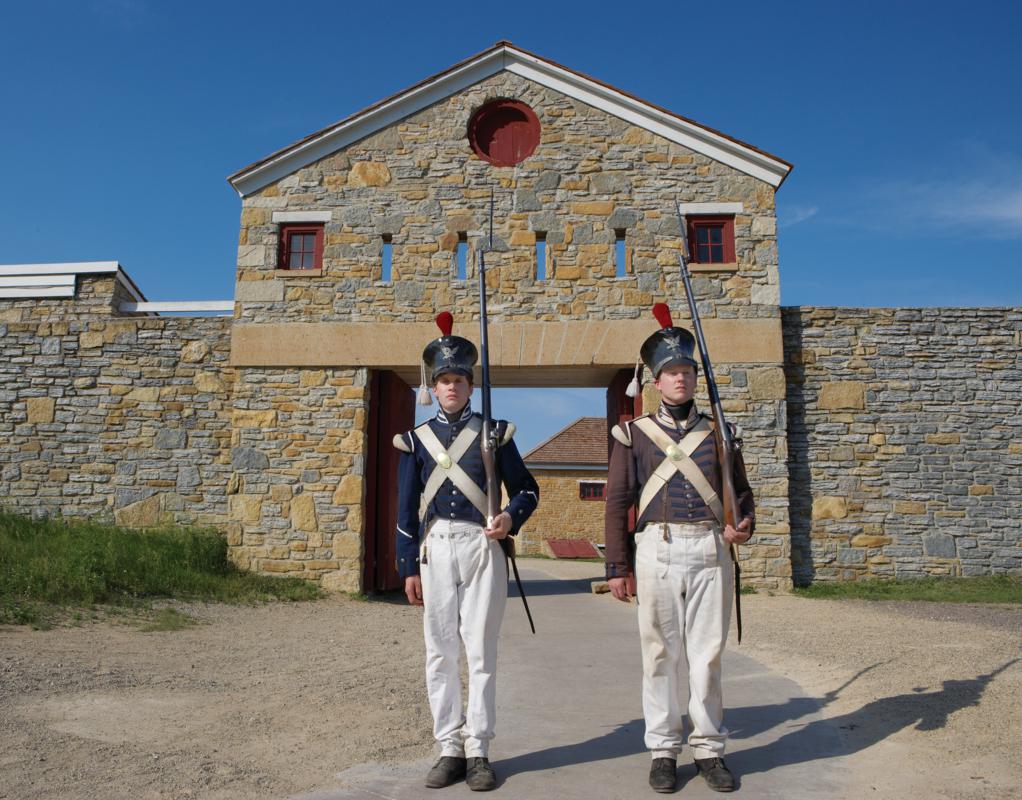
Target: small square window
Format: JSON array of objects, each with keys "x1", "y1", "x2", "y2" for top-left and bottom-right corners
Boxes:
[
  {"x1": 278, "y1": 224, "x2": 324, "y2": 270},
  {"x1": 687, "y1": 216, "x2": 735, "y2": 265},
  {"x1": 579, "y1": 482, "x2": 606, "y2": 501}
]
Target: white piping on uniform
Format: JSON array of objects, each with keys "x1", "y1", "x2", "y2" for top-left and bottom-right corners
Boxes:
[{"x1": 397, "y1": 526, "x2": 414, "y2": 539}]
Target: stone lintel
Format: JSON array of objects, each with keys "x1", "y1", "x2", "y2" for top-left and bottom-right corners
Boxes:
[{"x1": 230, "y1": 318, "x2": 784, "y2": 382}]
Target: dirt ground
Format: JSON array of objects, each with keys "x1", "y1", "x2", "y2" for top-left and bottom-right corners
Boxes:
[{"x1": 2, "y1": 560, "x2": 1020, "y2": 800}]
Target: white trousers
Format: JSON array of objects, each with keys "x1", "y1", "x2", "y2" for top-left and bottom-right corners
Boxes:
[
  {"x1": 420, "y1": 519, "x2": 508, "y2": 758},
  {"x1": 635, "y1": 521, "x2": 733, "y2": 760}
]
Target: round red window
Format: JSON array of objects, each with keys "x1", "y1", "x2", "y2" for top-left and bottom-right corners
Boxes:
[{"x1": 467, "y1": 100, "x2": 541, "y2": 167}]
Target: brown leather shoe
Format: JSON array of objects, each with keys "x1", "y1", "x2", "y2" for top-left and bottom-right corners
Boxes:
[
  {"x1": 465, "y1": 757, "x2": 497, "y2": 791},
  {"x1": 694, "y1": 757, "x2": 735, "y2": 792},
  {"x1": 425, "y1": 756, "x2": 466, "y2": 788},
  {"x1": 649, "y1": 757, "x2": 677, "y2": 793}
]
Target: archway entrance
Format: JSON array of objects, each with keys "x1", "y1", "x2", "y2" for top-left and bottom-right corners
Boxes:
[{"x1": 361, "y1": 367, "x2": 641, "y2": 592}]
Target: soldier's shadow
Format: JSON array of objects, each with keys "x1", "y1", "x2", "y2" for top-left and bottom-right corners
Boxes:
[
  {"x1": 727, "y1": 658, "x2": 1018, "y2": 778},
  {"x1": 494, "y1": 717, "x2": 646, "y2": 779},
  {"x1": 494, "y1": 659, "x2": 1018, "y2": 785}
]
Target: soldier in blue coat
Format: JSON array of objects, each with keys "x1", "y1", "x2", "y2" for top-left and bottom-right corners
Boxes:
[{"x1": 394, "y1": 312, "x2": 539, "y2": 792}]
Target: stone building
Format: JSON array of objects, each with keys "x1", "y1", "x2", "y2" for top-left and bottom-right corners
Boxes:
[
  {"x1": 520, "y1": 416, "x2": 608, "y2": 556},
  {"x1": 1, "y1": 42, "x2": 1019, "y2": 591}
]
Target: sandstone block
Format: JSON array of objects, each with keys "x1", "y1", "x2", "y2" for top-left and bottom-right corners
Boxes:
[
  {"x1": 233, "y1": 409, "x2": 277, "y2": 428},
  {"x1": 235, "y1": 280, "x2": 284, "y2": 302},
  {"x1": 332, "y1": 474, "x2": 364, "y2": 505},
  {"x1": 322, "y1": 569, "x2": 359, "y2": 593},
  {"x1": 180, "y1": 340, "x2": 210, "y2": 363},
  {"x1": 571, "y1": 202, "x2": 614, "y2": 215},
  {"x1": 300, "y1": 370, "x2": 326, "y2": 387},
  {"x1": 26, "y1": 397, "x2": 55, "y2": 424},
  {"x1": 747, "y1": 367, "x2": 787, "y2": 400},
  {"x1": 969, "y1": 484, "x2": 994, "y2": 495},
  {"x1": 291, "y1": 492, "x2": 318, "y2": 532},
  {"x1": 349, "y1": 161, "x2": 392, "y2": 187},
  {"x1": 851, "y1": 535, "x2": 891, "y2": 548},
  {"x1": 115, "y1": 494, "x2": 163, "y2": 527},
  {"x1": 229, "y1": 494, "x2": 263, "y2": 523},
  {"x1": 332, "y1": 533, "x2": 362, "y2": 560},
  {"x1": 926, "y1": 433, "x2": 960, "y2": 445},
  {"x1": 818, "y1": 382, "x2": 865, "y2": 410},
  {"x1": 79, "y1": 331, "x2": 104, "y2": 349},
  {"x1": 893, "y1": 500, "x2": 926, "y2": 514},
  {"x1": 194, "y1": 372, "x2": 225, "y2": 393},
  {"x1": 812, "y1": 495, "x2": 847, "y2": 520}
]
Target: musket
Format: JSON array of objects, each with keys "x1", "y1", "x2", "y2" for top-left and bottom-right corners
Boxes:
[
  {"x1": 478, "y1": 188, "x2": 535, "y2": 634},
  {"x1": 676, "y1": 203, "x2": 745, "y2": 643}
]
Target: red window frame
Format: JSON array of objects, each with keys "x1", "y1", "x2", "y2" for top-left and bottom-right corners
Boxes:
[
  {"x1": 278, "y1": 224, "x2": 324, "y2": 270},
  {"x1": 579, "y1": 482, "x2": 606, "y2": 501},
  {"x1": 687, "y1": 216, "x2": 736, "y2": 265}
]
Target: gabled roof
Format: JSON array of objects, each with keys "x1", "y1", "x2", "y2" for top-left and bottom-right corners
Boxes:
[
  {"x1": 228, "y1": 41, "x2": 792, "y2": 197},
  {"x1": 523, "y1": 416, "x2": 608, "y2": 467}
]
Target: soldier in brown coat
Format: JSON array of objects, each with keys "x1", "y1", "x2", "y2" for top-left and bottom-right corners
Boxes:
[{"x1": 605, "y1": 304, "x2": 754, "y2": 793}]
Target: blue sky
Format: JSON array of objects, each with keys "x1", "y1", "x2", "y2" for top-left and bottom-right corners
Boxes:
[{"x1": 3, "y1": 0, "x2": 1020, "y2": 450}]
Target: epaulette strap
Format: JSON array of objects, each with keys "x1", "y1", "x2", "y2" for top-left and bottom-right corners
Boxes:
[
  {"x1": 392, "y1": 432, "x2": 412, "y2": 453},
  {"x1": 500, "y1": 421, "x2": 516, "y2": 445},
  {"x1": 611, "y1": 422, "x2": 632, "y2": 447}
]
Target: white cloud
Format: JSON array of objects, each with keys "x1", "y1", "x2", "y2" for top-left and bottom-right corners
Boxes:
[
  {"x1": 855, "y1": 144, "x2": 1022, "y2": 239},
  {"x1": 779, "y1": 205, "x2": 819, "y2": 228}
]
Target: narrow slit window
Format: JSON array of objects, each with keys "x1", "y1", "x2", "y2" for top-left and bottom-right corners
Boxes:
[
  {"x1": 456, "y1": 233, "x2": 468, "y2": 280},
  {"x1": 615, "y1": 229, "x2": 627, "y2": 277},
  {"x1": 381, "y1": 235, "x2": 393, "y2": 282},
  {"x1": 535, "y1": 232, "x2": 547, "y2": 281}
]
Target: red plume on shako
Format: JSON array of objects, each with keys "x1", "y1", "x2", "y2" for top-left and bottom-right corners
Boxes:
[
  {"x1": 652, "y1": 302, "x2": 674, "y2": 329},
  {"x1": 435, "y1": 311, "x2": 454, "y2": 337}
]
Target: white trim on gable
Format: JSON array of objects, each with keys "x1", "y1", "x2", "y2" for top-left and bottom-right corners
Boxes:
[{"x1": 228, "y1": 44, "x2": 791, "y2": 197}]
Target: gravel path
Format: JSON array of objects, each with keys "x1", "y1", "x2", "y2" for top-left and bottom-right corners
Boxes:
[{"x1": 1, "y1": 560, "x2": 1019, "y2": 799}]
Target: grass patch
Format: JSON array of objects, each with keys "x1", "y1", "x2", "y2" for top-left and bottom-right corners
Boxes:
[
  {"x1": 0, "y1": 510, "x2": 324, "y2": 627},
  {"x1": 137, "y1": 608, "x2": 200, "y2": 633},
  {"x1": 793, "y1": 575, "x2": 1022, "y2": 604}
]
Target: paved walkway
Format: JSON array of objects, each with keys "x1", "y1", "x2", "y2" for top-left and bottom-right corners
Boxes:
[{"x1": 293, "y1": 560, "x2": 856, "y2": 799}]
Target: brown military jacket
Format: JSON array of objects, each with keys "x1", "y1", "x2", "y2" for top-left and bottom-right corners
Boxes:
[{"x1": 603, "y1": 403, "x2": 755, "y2": 578}]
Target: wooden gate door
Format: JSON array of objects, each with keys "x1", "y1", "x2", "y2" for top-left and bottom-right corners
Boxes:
[{"x1": 364, "y1": 370, "x2": 413, "y2": 592}]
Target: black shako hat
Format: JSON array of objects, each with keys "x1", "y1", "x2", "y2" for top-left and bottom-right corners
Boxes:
[
  {"x1": 639, "y1": 303, "x2": 698, "y2": 378},
  {"x1": 422, "y1": 312, "x2": 478, "y2": 383}
]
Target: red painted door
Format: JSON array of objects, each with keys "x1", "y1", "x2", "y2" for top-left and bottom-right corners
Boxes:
[
  {"x1": 606, "y1": 368, "x2": 641, "y2": 533},
  {"x1": 363, "y1": 370, "x2": 413, "y2": 592}
]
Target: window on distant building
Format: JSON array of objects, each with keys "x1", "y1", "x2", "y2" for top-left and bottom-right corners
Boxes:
[
  {"x1": 579, "y1": 482, "x2": 606, "y2": 501},
  {"x1": 278, "y1": 224, "x2": 324, "y2": 270},
  {"x1": 686, "y1": 216, "x2": 736, "y2": 265}
]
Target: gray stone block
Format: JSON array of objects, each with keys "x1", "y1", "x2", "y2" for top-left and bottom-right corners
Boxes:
[
  {"x1": 155, "y1": 428, "x2": 187, "y2": 449},
  {"x1": 921, "y1": 532, "x2": 957, "y2": 559},
  {"x1": 232, "y1": 447, "x2": 269, "y2": 470}
]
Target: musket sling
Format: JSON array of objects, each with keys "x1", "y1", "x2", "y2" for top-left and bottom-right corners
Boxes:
[
  {"x1": 632, "y1": 417, "x2": 724, "y2": 524},
  {"x1": 415, "y1": 417, "x2": 490, "y2": 519}
]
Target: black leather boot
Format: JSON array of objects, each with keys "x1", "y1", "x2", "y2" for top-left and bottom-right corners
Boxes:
[
  {"x1": 694, "y1": 757, "x2": 736, "y2": 792},
  {"x1": 425, "y1": 756, "x2": 467, "y2": 788},
  {"x1": 649, "y1": 757, "x2": 677, "y2": 793},
  {"x1": 465, "y1": 757, "x2": 497, "y2": 791}
]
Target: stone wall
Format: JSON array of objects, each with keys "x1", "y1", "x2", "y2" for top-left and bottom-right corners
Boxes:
[
  {"x1": 227, "y1": 367, "x2": 368, "y2": 592},
  {"x1": 518, "y1": 469, "x2": 607, "y2": 555},
  {"x1": 0, "y1": 312, "x2": 234, "y2": 526},
  {"x1": 783, "y1": 306, "x2": 1022, "y2": 583}
]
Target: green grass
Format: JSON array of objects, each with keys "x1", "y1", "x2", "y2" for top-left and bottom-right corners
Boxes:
[
  {"x1": 137, "y1": 608, "x2": 201, "y2": 632},
  {"x1": 0, "y1": 510, "x2": 323, "y2": 627},
  {"x1": 793, "y1": 575, "x2": 1022, "y2": 604}
]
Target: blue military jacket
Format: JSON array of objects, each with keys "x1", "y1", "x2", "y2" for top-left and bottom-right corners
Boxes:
[{"x1": 394, "y1": 404, "x2": 540, "y2": 578}]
